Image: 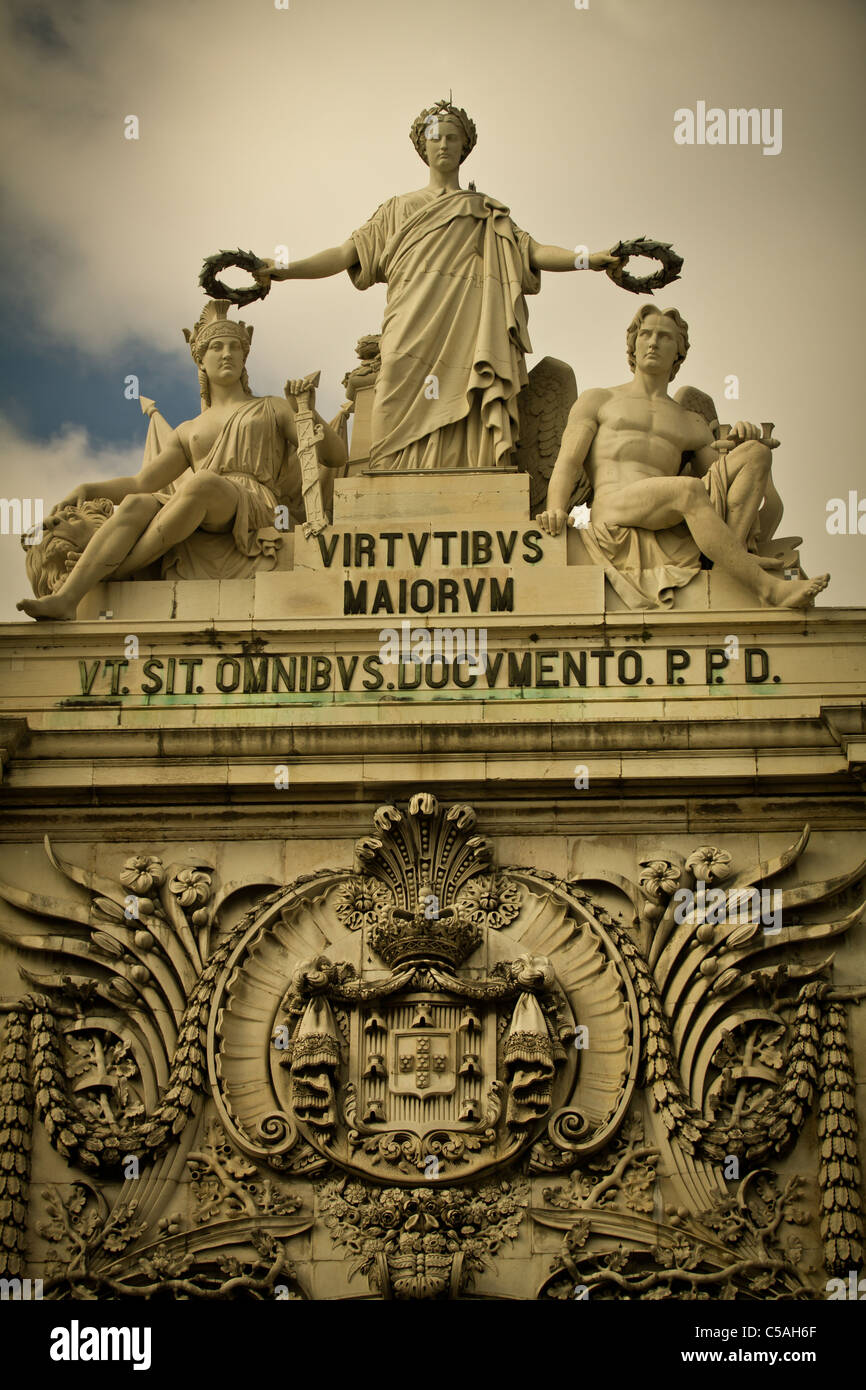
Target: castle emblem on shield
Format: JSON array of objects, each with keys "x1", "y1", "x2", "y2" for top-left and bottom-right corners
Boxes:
[{"x1": 266, "y1": 797, "x2": 587, "y2": 1181}]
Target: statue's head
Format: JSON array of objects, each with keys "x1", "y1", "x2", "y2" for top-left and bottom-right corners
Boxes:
[
  {"x1": 410, "y1": 98, "x2": 477, "y2": 170},
  {"x1": 22, "y1": 499, "x2": 114, "y2": 597},
  {"x1": 626, "y1": 305, "x2": 690, "y2": 381},
  {"x1": 183, "y1": 300, "x2": 254, "y2": 408}
]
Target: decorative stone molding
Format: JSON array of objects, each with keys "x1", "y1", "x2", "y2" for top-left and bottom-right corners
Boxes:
[{"x1": 0, "y1": 798, "x2": 862, "y2": 1298}]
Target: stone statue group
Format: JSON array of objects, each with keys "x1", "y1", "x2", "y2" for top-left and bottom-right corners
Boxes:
[{"x1": 18, "y1": 97, "x2": 828, "y2": 620}]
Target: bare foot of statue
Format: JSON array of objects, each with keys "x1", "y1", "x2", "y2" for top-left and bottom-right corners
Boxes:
[
  {"x1": 16, "y1": 594, "x2": 80, "y2": 621},
  {"x1": 766, "y1": 573, "x2": 830, "y2": 609},
  {"x1": 754, "y1": 554, "x2": 788, "y2": 572}
]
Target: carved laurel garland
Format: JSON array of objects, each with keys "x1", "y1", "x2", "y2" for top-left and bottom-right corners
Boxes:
[
  {"x1": 0, "y1": 1007, "x2": 30, "y2": 1276},
  {"x1": 606, "y1": 919, "x2": 825, "y2": 1163},
  {"x1": 565, "y1": 825, "x2": 866, "y2": 1275},
  {"x1": 604, "y1": 897, "x2": 864, "y2": 1270},
  {"x1": 818, "y1": 1001, "x2": 863, "y2": 1274},
  {"x1": 25, "y1": 921, "x2": 244, "y2": 1172}
]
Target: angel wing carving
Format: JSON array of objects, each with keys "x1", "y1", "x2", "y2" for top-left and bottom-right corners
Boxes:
[
  {"x1": 515, "y1": 357, "x2": 591, "y2": 514},
  {"x1": 570, "y1": 827, "x2": 866, "y2": 1271},
  {"x1": 0, "y1": 839, "x2": 298, "y2": 1286},
  {"x1": 674, "y1": 383, "x2": 720, "y2": 438}
]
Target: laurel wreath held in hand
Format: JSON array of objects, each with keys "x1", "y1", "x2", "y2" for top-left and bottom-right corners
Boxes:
[
  {"x1": 199, "y1": 249, "x2": 270, "y2": 307},
  {"x1": 605, "y1": 237, "x2": 684, "y2": 295}
]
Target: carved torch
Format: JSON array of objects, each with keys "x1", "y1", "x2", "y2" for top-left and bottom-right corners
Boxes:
[{"x1": 284, "y1": 370, "x2": 328, "y2": 537}]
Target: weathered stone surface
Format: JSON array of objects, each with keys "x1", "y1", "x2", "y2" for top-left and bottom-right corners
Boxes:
[
  {"x1": 2, "y1": 481, "x2": 865, "y2": 1299},
  {"x1": 2, "y1": 92, "x2": 861, "y2": 1302}
]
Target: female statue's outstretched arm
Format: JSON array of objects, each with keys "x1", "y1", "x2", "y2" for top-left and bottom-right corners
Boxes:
[
  {"x1": 528, "y1": 240, "x2": 622, "y2": 273},
  {"x1": 254, "y1": 238, "x2": 359, "y2": 288}
]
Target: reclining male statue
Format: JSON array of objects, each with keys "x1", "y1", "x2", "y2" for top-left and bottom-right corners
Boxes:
[
  {"x1": 17, "y1": 300, "x2": 347, "y2": 620},
  {"x1": 535, "y1": 305, "x2": 829, "y2": 610}
]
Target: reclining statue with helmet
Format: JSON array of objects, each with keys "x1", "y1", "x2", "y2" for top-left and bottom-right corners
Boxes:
[{"x1": 18, "y1": 300, "x2": 347, "y2": 621}]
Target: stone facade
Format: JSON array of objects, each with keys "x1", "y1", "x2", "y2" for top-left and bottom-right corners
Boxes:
[{"x1": 1, "y1": 473, "x2": 863, "y2": 1301}]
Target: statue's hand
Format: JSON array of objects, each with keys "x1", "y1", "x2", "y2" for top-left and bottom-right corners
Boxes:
[
  {"x1": 50, "y1": 484, "x2": 92, "y2": 516},
  {"x1": 589, "y1": 248, "x2": 624, "y2": 272},
  {"x1": 252, "y1": 257, "x2": 288, "y2": 288},
  {"x1": 285, "y1": 378, "x2": 315, "y2": 411},
  {"x1": 535, "y1": 508, "x2": 571, "y2": 537},
  {"x1": 728, "y1": 421, "x2": 762, "y2": 442},
  {"x1": 727, "y1": 421, "x2": 778, "y2": 448}
]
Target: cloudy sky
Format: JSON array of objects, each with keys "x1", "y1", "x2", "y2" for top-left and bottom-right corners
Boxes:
[{"x1": 1, "y1": 0, "x2": 864, "y2": 612}]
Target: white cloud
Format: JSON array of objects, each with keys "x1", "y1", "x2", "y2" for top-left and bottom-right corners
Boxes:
[
  {"x1": 0, "y1": 413, "x2": 143, "y2": 619},
  {"x1": 0, "y1": 0, "x2": 863, "y2": 608}
]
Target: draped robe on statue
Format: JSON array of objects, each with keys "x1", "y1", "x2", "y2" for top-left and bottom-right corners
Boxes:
[
  {"x1": 580, "y1": 454, "x2": 742, "y2": 610},
  {"x1": 348, "y1": 190, "x2": 541, "y2": 471},
  {"x1": 144, "y1": 398, "x2": 297, "y2": 580}
]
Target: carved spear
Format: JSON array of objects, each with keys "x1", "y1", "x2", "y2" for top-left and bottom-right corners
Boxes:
[{"x1": 284, "y1": 371, "x2": 327, "y2": 537}]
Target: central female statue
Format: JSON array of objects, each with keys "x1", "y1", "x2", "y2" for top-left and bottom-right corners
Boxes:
[{"x1": 256, "y1": 98, "x2": 620, "y2": 472}]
